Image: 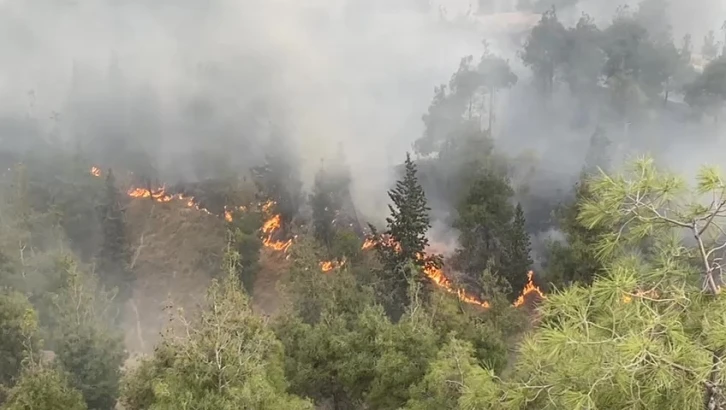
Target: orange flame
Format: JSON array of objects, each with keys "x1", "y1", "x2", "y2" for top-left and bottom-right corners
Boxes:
[
  {"x1": 622, "y1": 288, "x2": 657, "y2": 304},
  {"x1": 91, "y1": 164, "x2": 295, "y2": 253},
  {"x1": 361, "y1": 235, "x2": 489, "y2": 308},
  {"x1": 320, "y1": 258, "x2": 346, "y2": 272},
  {"x1": 264, "y1": 236, "x2": 293, "y2": 252},
  {"x1": 127, "y1": 186, "x2": 173, "y2": 202},
  {"x1": 125, "y1": 186, "x2": 224, "y2": 220},
  {"x1": 423, "y1": 262, "x2": 491, "y2": 308},
  {"x1": 123, "y1": 184, "x2": 289, "y2": 250},
  {"x1": 513, "y1": 271, "x2": 546, "y2": 308},
  {"x1": 260, "y1": 210, "x2": 293, "y2": 252},
  {"x1": 98, "y1": 165, "x2": 543, "y2": 309},
  {"x1": 362, "y1": 238, "x2": 377, "y2": 251},
  {"x1": 361, "y1": 236, "x2": 545, "y2": 310},
  {"x1": 261, "y1": 200, "x2": 275, "y2": 213}
]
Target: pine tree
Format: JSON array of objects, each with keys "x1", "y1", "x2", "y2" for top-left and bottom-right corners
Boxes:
[
  {"x1": 452, "y1": 171, "x2": 514, "y2": 285},
  {"x1": 49, "y1": 262, "x2": 127, "y2": 410},
  {"x1": 378, "y1": 153, "x2": 441, "y2": 317},
  {"x1": 545, "y1": 134, "x2": 611, "y2": 288},
  {"x1": 97, "y1": 169, "x2": 132, "y2": 305},
  {"x1": 229, "y1": 214, "x2": 263, "y2": 296},
  {"x1": 703, "y1": 30, "x2": 720, "y2": 61},
  {"x1": 521, "y1": 7, "x2": 568, "y2": 98},
  {"x1": 545, "y1": 173, "x2": 607, "y2": 287},
  {"x1": 503, "y1": 203, "x2": 533, "y2": 300}
]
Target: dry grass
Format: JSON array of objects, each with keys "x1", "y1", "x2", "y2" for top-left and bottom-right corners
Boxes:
[
  {"x1": 251, "y1": 249, "x2": 291, "y2": 317},
  {"x1": 123, "y1": 198, "x2": 227, "y2": 354}
]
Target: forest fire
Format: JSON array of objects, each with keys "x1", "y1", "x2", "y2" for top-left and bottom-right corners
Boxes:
[
  {"x1": 360, "y1": 234, "x2": 490, "y2": 308},
  {"x1": 126, "y1": 187, "x2": 217, "y2": 218},
  {"x1": 320, "y1": 258, "x2": 346, "y2": 272},
  {"x1": 90, "y1": 167, "x2": 548, "y2": 288},
  {"x1": 91, "y1": 168, "x2": 317, "y2": 270},
  {"x1": 362, "y1": 238, "x2": 376, "y2": 251},
  {"x1": 361, "y1": 235, "x2": 545, "y2": 309},
  {"x1": 92, "y1": 167, "x2": 297, "y2": 258},
  {"x1": 91, "y1": 168, "x2": 216, "y2": 217},
  {"x1": 424, "y1": 263, "x2": 491, "y2": 308},
  {"x1": 127, "y1": 187, "x2": 174, "y2": 202},
  {"x1": 260, "y1": 212, "x2": 293, "y2": 252},
  {"x1": 513, "y1": 271, "x2": 546, "y2": 307},
  {"x1": 110, "y1": 177, "x2": 298, "y2": 258},
  {"x1": 257, "y1": 200, "x2": 295, "y2": 251}
]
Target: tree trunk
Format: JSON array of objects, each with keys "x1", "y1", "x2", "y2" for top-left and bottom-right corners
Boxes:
[{"x1": 704, "y1": 349, "x2": 724, "y2": 410}]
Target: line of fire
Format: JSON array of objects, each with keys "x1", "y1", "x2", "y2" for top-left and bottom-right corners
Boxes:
[{"x1": 90, "y1": 165, "x2": 545, "y2": 310}]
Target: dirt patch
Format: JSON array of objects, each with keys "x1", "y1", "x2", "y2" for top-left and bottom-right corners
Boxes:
[
  {"x1": 251, "y1": 250, "x2": 291, "y2": 317},
  {"x1": 123, "y1": 198, "x2": 227, "y2": 354}
]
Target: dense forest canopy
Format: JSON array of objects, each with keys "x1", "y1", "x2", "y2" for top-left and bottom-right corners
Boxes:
[{"x1": 2, "y1": 0, "x2": 726, "y2": 409}]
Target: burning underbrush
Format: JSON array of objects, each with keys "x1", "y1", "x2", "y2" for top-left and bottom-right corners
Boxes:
[
  {"x1": 361, "y1": 235, "x2": 546, "y2": 310},
  {"x1": 93, "y1": 165, "x2": 547, "y2": 352}
]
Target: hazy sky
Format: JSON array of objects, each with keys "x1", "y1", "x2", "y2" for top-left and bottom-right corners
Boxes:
[
  {"x1": 0, "y1": 0, "x2": 723, "y2": 220},
  {"x1": 0, "y1": 0, "x2": 489, "y2": 217}
]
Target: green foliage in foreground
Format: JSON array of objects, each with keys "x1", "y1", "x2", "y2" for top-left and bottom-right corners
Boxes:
[
  {"x1": 398, "y1": 255, "x2": 726, "y2": 409},
  {"x1": 1, "y1": 365, "x2": 87, "y2": 410},
  {"x1": 47, "y1": 262, "x2": 126, "y2": 410},
  {"x1": 120, "y1": 253, "x2": 312, "y2": 410},
  {"x1": 445, "y1": 157, "x2": 726, "y2": 409},
  {"x1": 545, "y1": 174, "x2": 606, "y2": 287},
  {"x1": 0, "y1": 291, "x2": 39, "y2": 389},
  {"x1": 274, "y1": 239, "x2": 522, "y2": 410},
  {"x1": 504, "y1": 256, "x2": 716, "y2": 409},
  {"x1": 377, "y1": 153, "x2": 442, "y2": 318},
  {"x1": 228, "y1": 208, "x2": 263, "y2": 295},
  {"x1": 403, "y1": 338, "x2": 501, "y2": 410},
  {"x1": 11, "y1": 147, "x2": 726, "y2": 410}
]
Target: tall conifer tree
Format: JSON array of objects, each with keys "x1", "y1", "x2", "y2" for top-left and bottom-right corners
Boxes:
[
  {"x1": 376, "y1": 153, "x2": 441, "y2": 317},
  {"x1": 503, "y1": 203, "x2": 533, "y2": 299}
]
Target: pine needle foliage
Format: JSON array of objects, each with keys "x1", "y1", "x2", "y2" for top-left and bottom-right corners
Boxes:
[
  {"x1": 377, "y1": 153, "x2": 442, "y2": 318},
  {"x1": 471, "y1": 158, "x2": 726, "y2": 409},
  {"x1": 578, "y1": 156, "x2": 726, "y2": 293}
]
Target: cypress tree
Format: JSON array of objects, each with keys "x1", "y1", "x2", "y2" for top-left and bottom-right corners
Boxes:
[
  {"x1": 503, "y1": 203, "x2": 533, "y2": 300},
  {"x1": 378, "y1": 153, "x2": 441, "y2": 316},
  {"x1": 546, "y1": 174, "x2": 607, "y2": 287},
  {"x1": 229, "y1": 212, "x2": 263, "y2": 295},
  {"x1": 451, "y1": 171, "x2": 514, "y2": 285}
]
